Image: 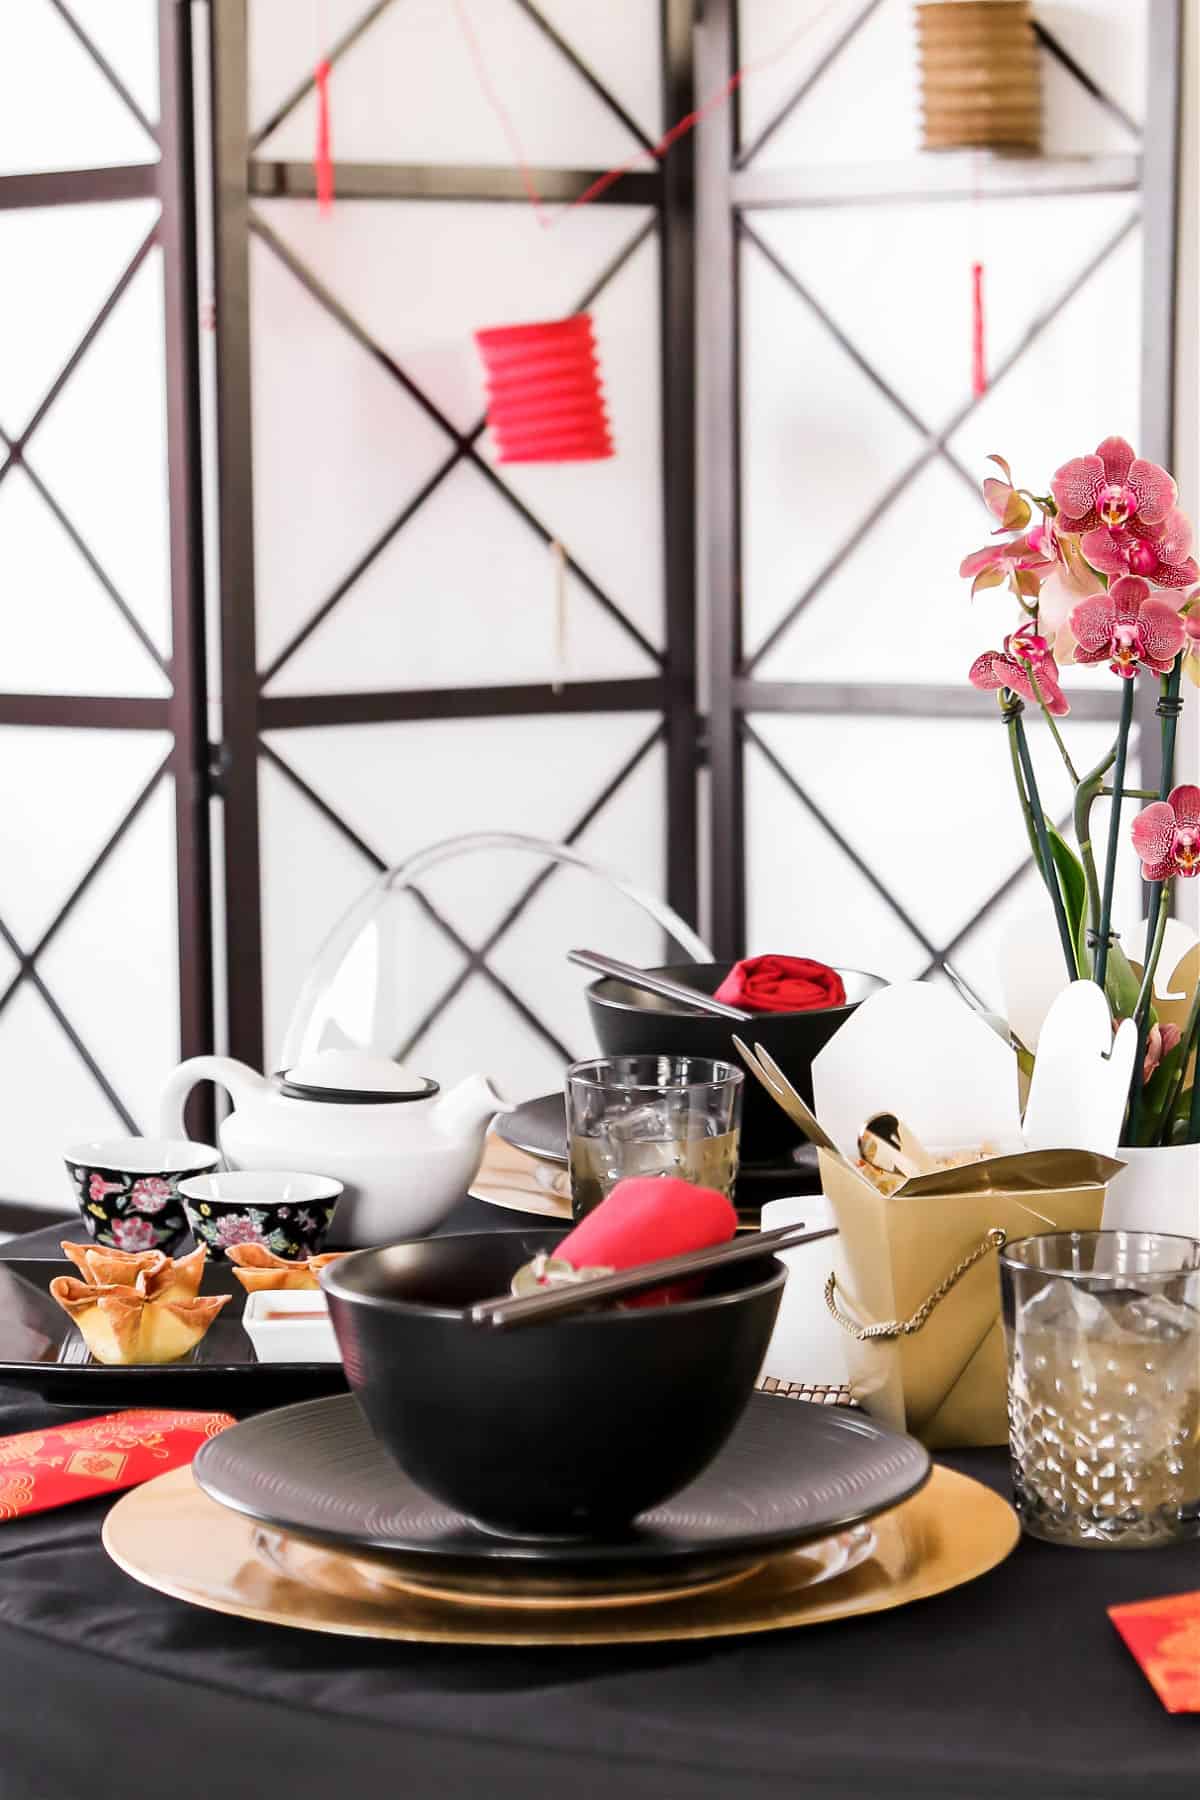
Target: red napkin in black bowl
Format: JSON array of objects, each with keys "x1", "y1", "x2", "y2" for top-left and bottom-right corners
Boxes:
[
  {"x1": 714, "y1": 953, "x2": 845, "y2": 1013},
  {"x1": 553, "y1": 1176, "x2": 737, "y2": 1309}
]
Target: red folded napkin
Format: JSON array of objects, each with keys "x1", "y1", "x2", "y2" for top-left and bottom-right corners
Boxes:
[
  {"x1": 555, "y1": 1177, "x2": 737, "y2": 1308},
  {"x1": 1109, "y1": 1591, "x2": 1200, "y2": 1713},
  {"x1": 0, "y1": 1409, "x2": 235, "y2": 1522},
  {"x1": 714, "y1": 953, "x2": 846, "y2": 1013}
]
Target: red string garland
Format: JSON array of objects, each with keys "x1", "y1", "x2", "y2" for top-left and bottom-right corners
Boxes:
[
  {"x1": 972, "y1": 260, "x2": 988, "y2": 397},
  {"x1": 474, "y1": 315, "x2": 613, "y2": 464},
  {"x1": 314, "y1": 58, "x2": 334, "y2": 214}
]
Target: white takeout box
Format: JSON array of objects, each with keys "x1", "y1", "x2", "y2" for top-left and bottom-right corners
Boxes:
[{"x1": 805, "y1": 981, "x2": 1131, "y2": 1446}]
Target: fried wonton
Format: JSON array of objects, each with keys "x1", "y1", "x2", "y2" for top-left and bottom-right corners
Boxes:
[
  {"x1": 60, "y1": 1241, "x2": 167, "y2": 1287},
  {"x1": 59, "y1": 1241, "x2": 208, "y2": 1302},
  {"x1": 49, "y1": 1275, "x2": 230, "y2": 1366},
  {"x1": 225, "y1": 1244, "x2": 348, "y2": 1293}
]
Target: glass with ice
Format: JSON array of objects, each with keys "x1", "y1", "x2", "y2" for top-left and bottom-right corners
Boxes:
[
  {"x1": 565, "y1": 1055, "x2": 743, "y2": 1220},
  {"x1": 1000, "y1": 1231, "x2": 1200, "y2": 1547}
]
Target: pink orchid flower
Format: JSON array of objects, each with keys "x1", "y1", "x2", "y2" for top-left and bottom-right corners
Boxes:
[
  {"x1": 959, "y1": 528, "x2": 1056, "y2": 599},
  {"x1": 1069, "y1": 574, "x2": 1185, "y2": 679},
  {"x1": 1181, "y1": 600, "x2": 1200, "y2": 687},
  {"x1": 1081, "y1": 506, "x2": 1199, "y2": 590},
  {"x1": 969, "y1": 628, "x2": 1069, "y2": 715},
  {"x1": 981, "y1": 453, "x2": 1033, "y2": 531},
  {"x1": 1130, "y1": 785, "x2": 1200, "y2": 881},
  {"x1": 1052, "y1": 435, "x2": 1176, "y2": 535},
  {"x1": 1142, "y1": 1020, "x2": 1183, "y2": 1086}
]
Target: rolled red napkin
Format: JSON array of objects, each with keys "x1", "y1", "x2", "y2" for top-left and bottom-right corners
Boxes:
[
  {"x1": 714, "y1": 953, "x2": 845, "y2": 1013},
  {"x1": 553, "y1": 1177, "x2": 737, "y2": 1308}
]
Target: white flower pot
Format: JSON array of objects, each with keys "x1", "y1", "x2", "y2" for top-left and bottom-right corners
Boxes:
[{"x1": 1102, "y1": 1142, "x2": 1200, "y2": 1240}]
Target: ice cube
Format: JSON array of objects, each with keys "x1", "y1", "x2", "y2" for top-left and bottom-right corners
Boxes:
[{"x1": 606, "y1": 1102, "x2": 672, "y2": 1143}]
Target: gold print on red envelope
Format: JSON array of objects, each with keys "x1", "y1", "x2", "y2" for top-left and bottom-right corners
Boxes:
[
  {"x1": 1109, "y1": 1591, "x2": 1200, "y2": 1713},
  {"x1": 66, "y1": 1451, "x2": 127, "y2": 1482},
  {"x1": 0, "y1": 1409, "x2": 234, "y2": 1521},
  {"x1": 0, "y1": 1475, "x2": 36, "y2": 1520}
]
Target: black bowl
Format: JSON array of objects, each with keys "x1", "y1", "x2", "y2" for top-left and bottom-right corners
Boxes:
[
  {"x1": 586, "y1": 961, "x2": 885, "y2": 1163},
  {"x1": 321, "y1": 1228, "x2": 785, "y2": 1537}
]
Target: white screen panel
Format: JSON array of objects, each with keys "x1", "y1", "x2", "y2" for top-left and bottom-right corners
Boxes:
[
  {"x1": 0, "y1": 0, "x2": 158, "y2": 176},
  {"x1": 0, "y1": 468, "x2": 169, "y2": 697},
  {"x1": 736, "y1": 1, "x2": 1141, "y2": 169},
  {"x1": 252, "y1": 0, "x2": 649, "y2": 169},
  {"x1": 0, "y1": 199, "x2": 160, "y2": 430},
  {"x1": 38, "y1": 774, "x2": 181, "y2": 1134},
  {"x1": 259, "y1": 714, "x2": 666, "y2": 1090},
  {"x1": 0, "y1": 725, "x2": 170, "y2": 946},
  {"x1": 0, "y1": 984, "x2": 128, "y2": 1211},
  {"x1": 746, "y1": 712, "x2": 1125, "y2": 955},
  {"x1": 29, "y1": 247, "x2": 172, "y2": 658}
]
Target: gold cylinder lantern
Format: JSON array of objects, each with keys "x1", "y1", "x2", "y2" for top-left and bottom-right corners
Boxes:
[{"x1": 916, "y1": 0, "x2": 1041, "y2": 154}]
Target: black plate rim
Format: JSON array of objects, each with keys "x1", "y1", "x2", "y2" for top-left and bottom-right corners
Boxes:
[{"x1": 192, "y1": 1391, "x2": 932, "y2": 1573}]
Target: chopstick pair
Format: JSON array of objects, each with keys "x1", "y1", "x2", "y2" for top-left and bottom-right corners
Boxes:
[{"x1": 470, "y1": 1219, "x2": 837, "y2": 1331}]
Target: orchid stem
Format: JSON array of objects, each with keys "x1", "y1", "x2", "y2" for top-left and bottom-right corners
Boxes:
[
  {"x1": 1005, "y1": 699, "x2": 1043, "y2": 869},
  {"x1": 1131, "y1": 881, "x2": 1171, "y2": 1027},
  {"x1": 1094, "y1": 679, "x2": 1136, "y2": 994},
  {"x1": 1073, "y1": 744, "x2": 1117, "y2": 957},
  {"x1": 1008, "y1": 701, "x2": 1077, "y2": 980},
  {"x1": 1028, "y1": 670, "x2": 1080, "y2": 784},
  {"x1": 1126, "y1": 666, "x2": 1183, "y2": 1142},
  {"x1": 1101, "y1": 787, "x2": 1158, "y2": 801}
]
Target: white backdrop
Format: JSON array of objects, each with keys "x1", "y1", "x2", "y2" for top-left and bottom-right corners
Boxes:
[{"x1": 0, "y1": 0, "x2": 1192, "y2": 1209}]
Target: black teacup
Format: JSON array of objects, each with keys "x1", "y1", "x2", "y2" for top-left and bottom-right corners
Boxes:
[{"x1": 64, "y1": 1137, "x2": 220, "y2": 1255}]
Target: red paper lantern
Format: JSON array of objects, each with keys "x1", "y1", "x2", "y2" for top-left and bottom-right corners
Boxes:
[{"x1": 474, "y1": 314, "x2": 614, "y2": 464}]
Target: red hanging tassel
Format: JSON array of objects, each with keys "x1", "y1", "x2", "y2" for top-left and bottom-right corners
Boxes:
[
  {"x1": 971, "y1": 260, "x2": 988, "y2": 397},
  {"x1": 314, "y1": 59, "x2": 334, "y2": 215}
]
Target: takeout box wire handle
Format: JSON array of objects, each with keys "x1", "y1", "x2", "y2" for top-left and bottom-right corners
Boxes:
[{"x1": 824, "y1": 1228, "x2": 1009, "y2": 1342}]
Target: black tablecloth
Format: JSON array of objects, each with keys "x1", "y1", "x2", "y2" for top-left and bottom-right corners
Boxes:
[{"x1": 0, "y1": 1206, "x2": 1196, "y2": 1800}]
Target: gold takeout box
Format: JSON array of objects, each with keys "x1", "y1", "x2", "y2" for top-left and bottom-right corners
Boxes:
[{"x1": 821, "y1": 1147, "x2": 1123, "y2": 1449}]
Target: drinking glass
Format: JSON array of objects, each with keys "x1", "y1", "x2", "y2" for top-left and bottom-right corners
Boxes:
[
  {"x1": 565, "y1": 1055, "x2": 743, "y2": 1220},
  {"x1": 1000, "y1": 1231, "x2": 1200, "y2": 1548}
]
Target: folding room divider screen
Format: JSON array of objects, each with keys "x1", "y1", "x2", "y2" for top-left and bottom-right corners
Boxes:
[{"x1": 0, "y1": 0, "x2": 1183, "y2": 1211}]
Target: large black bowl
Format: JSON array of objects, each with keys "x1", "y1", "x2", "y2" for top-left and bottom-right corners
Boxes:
[
  {"x1": 586, "y1": 961, "x2": 885, "y2": 1163},
  {"x1": 321, "y1": 1228, "x2": 785, "y2": 1537}
]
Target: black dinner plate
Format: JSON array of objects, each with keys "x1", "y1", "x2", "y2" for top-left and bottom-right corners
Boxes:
[
  {"x1": 0, "y1": 1260, "x2": 347, "y2": 1411},
  {"x1": 496, "y1": 1092, "x2": 821, "y2": 1203},
  {"x1": 193, "y1": 1390, "x2": 930, "y2": 1595}
]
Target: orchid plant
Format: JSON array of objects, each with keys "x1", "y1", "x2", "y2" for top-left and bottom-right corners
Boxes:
[{"x1": 963, "y1": 435, "x2": 1199, "y2": 1149}]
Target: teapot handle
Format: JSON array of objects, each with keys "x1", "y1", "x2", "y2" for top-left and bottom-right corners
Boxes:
[{"x1": 159, "y1": 1056, "x2": 270, "y2": 1139}]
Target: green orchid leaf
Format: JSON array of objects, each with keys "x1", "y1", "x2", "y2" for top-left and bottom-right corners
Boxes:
[
  {"x1": 1045, "y1": 825, "x2": 1086, "y2": 970},
  {"x1": 1102, "y1": 939, "x2": 1143, "y2": 1022},
  {"x1": 1138, "y1": 1038, "x2": 1189, "y2": 1146}
]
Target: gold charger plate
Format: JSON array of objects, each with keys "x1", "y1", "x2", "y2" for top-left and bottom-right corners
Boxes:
[
  {"x1": 468, "y1": 1132, "x2": 571, "y2": 1221},
  {"x1": 102, "y1": 1464, "x2": 1018, "y2": 1646}
]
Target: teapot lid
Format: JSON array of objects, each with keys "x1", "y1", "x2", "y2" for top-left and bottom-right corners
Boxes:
[{"x1": 278, "y1": 1048, "x2": 439, "y2": 1106}]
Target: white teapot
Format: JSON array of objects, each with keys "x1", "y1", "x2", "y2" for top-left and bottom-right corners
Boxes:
[{"x1": 159, "y1": 1049, "x2": 510, "y2": 1246}]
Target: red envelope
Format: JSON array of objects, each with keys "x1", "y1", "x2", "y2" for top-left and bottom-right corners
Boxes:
[
  {"x1": 0, "y1": 1409, "x2": 234, "y2": 1521},
  {"x1": 1109, "y1": 1591, "x2": 1200, "y2": 1713}
]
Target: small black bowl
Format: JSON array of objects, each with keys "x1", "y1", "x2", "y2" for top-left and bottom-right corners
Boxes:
[
  {"x1": 322, "y1": 1228, "x2": 785, "y2": 1538},
  {"x1": 587, "y1": 961, "x2": 885, "y2": 1163}
]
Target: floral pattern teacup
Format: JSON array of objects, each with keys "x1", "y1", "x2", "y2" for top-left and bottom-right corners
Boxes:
[
  {"x1": 64, "y1": 1137, "x2": 221, "y2": 1255},
  {"x1": 179, "y1": 1171, "x2": 342, "y2": 1262}
]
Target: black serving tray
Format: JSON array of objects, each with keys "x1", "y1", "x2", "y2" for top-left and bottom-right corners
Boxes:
[{"x1": 0, "y1": 1259, "x2": 348, "y2": 1412}]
